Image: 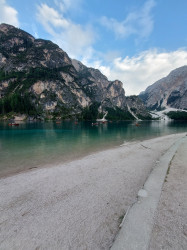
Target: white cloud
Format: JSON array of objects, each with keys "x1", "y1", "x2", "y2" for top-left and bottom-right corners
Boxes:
[
  {"x1": 54, "y1": 0, "x2": 82, "y2": 13},
  {"x1": 100, "y1": 0, "x2": 156, "y2": 39},
  {"x1": 54, "y1": 0, "x2": 71, "y2": 13},
  {"x1": 37, "y1": 4, "x2": 69, "y2": 33},
  {"x1": 0, "y1": 0, "x2": 19, "y2": 27},
  {"x1": 96, "y1": 49, "x2": 187, "y2": 96},
  {"x1": 36, "y1": 2, "x2": 95, "y2": 60}
]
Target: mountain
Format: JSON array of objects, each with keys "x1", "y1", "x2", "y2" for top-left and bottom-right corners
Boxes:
[
  {"x1": 139, "y1": 66, "x2": 187, "y2": 110},
  {"x1": 0, "y1": 23, "x2": 149, "y2": 120}
]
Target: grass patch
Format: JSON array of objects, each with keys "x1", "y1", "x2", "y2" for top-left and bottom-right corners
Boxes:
[
  {"x1": 164, "y1": 154, "x2": 175, "y2": 182},
  {"x1": 118, "y1": 212, "x2": 126, "y2": 227}
]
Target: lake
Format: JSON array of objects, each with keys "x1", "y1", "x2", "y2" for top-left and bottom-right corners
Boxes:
[{"x1": 0, "y1": 120, "x2": 187, "y2": 177}]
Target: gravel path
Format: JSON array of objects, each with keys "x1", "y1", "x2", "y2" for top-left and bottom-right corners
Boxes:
[
  {"x1": 0, "y1": 134, "x2": 185, "y2": 250},
  {"x1": 149, "y1": 135, "x2": 187, "y2": 250}
]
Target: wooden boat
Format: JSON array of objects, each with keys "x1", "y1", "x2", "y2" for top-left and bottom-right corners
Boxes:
[
  {"x1": 8, "y1": 123, "x2": 19, "y2": 126},
  {"x1": 92, "y1": 122, "x2": 99, "y2": 126}
]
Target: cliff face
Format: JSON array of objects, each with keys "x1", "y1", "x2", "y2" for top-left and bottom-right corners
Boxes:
[
  {"x1": 0, "y1": 23, "x2": 72, "y2": 71},
  {"x1": 71, "y1": 59, "x2": 126, "y2": 109},
  {"x1": 0, "y1": 23, "x2": 129, "y2": 119},
  {"x1": 126, "y1": 96, "x2": 152, "y2": 119},
  {"x1": 0, "y1": 23, "x2": 149, "y2": 120},
  {"x1": 139, "y1": 66, "x2": 187, "y2": 110}
]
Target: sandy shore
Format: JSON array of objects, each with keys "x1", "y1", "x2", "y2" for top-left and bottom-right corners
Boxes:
[
  {"x1": 0, "y1": 133, "x2": 186, "y2": 250},
  {"x1": 149, "y1": 135, "x2": 187, "y2": 250}
]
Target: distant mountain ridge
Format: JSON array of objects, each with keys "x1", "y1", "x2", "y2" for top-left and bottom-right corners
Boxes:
[
  {"x1": 139, "y1": 66, "x2": 187, "y2": 110},
  {"x1": 0, "y1": 23, "x2": 150, "y2": 120}
]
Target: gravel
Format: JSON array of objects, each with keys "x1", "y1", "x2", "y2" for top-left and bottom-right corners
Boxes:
[
  {"x1": 0, "y1": 133, "x2": 185, "y2": 250},
  {"x1": 149, "y1": 135, "x2": 187, "y2": 250}
]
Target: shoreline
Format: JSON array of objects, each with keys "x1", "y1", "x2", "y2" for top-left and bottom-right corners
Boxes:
[
  {"x1": 0, "y1": 133, "x2": 186, "y2": 249},
  {"x1": 0, "y1": 132, "x2": 185, "y2": 179},
  {"x1": 0, "y1": 137, "x2": 138, "y2": 179}
]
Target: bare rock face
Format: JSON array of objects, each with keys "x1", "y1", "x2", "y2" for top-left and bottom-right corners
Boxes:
[
  {"x1": 126, "y1": 96, "x2": 152, "y2": 119},
  {"x1": 0, "y1": 23, "x2": 72, "y2": 71},
  {"x1": 72, "y1": 59, "x2": 126, "y2": 110},
  {"x1": 139, "y1": 66, "x2": 187, "y2": 110}
]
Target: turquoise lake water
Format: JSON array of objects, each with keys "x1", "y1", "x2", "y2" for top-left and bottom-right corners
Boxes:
[{"x1": 0, "y1": 120, "x2": 187, "y2": 177}]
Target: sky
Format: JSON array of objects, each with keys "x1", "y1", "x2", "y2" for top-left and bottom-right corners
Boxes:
[{"x1": 0, "y1": 0, "x2": 187, "y2": 95}]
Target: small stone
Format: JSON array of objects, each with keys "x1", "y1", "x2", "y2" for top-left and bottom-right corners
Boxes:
[{"x1": 138, "y1": 189, "x2": 148, "y2": 198}]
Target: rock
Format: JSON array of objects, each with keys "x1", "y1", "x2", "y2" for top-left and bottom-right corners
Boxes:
[{"x1": 14, "y1": 114, "x2": 27, "y2": 121}]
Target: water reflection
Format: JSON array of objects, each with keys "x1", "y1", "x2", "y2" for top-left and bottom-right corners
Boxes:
[{"x1": 0, "y1": 120, "x2": 186, "y2": 177}]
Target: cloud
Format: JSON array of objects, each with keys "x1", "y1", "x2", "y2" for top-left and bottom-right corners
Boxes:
[
  {"x1": 96, "y1": 49, "x2": 187, "y2": 96},
  {"x1": 100, "y1": 0, "x2": 156, "y2": 39},
  {"x1": 54, "y1": 0, "x2": 71, "y2": 13},
  {"x1": 54, "y1": 0, "x2": 82, "y2": 13},
  {"x1": 36, "y1": 2, "x2": 95, "y2": 60},
  {"x1": 0, "y1": 0, "x2": 19, "y2": 27}
]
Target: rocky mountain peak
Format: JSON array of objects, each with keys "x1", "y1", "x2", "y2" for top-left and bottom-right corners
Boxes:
[
  {"x1": 71, "y1": 59, "x2": 86, "y2": 72},
  {"x1": 0, "y1": 23, "x2": 72, "y2": 72},
  {"x1": 139, "y1": 66, "x2": 187, "y2": 110},
  {"x1": 0, "y1": 23, "x2": 34, "y2": 39}
]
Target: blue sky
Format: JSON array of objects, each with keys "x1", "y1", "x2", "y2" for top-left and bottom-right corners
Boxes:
[{"x1": 0, "y1": 0, "x2": 187, "y2": 95}]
